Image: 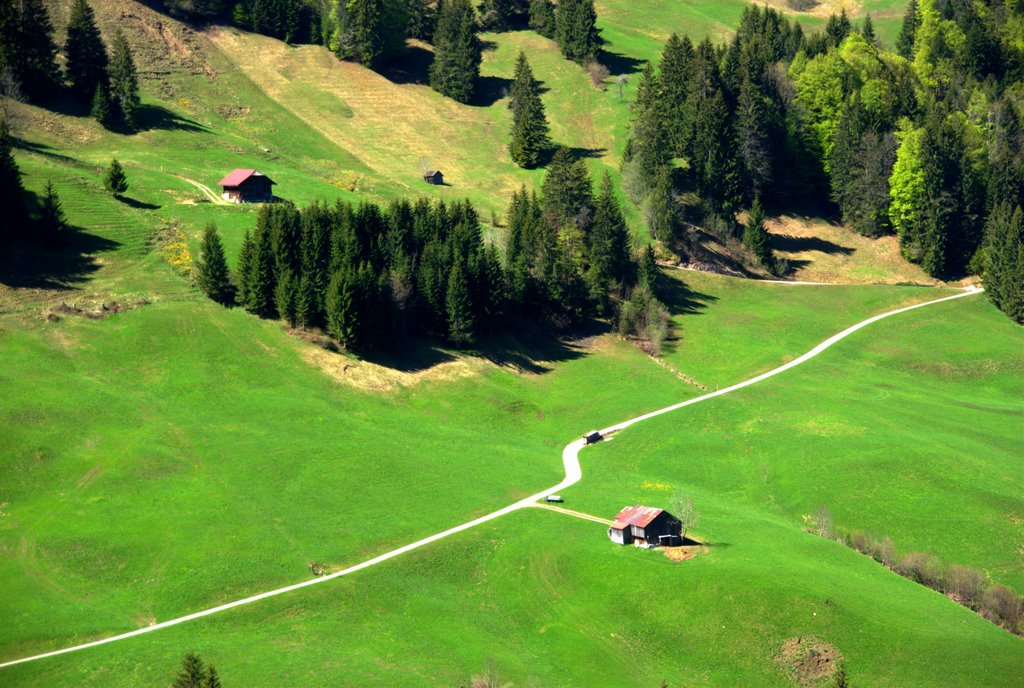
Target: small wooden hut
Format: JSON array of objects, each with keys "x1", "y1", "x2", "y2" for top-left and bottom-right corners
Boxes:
[{"x1": 218, "y1": 169, "x2": 276, "y2": 203}]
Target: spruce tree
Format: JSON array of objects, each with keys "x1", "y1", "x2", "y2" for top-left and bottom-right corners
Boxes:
[
  {"x1": 589, "y1": 171, "x2": 631, "y2": 286},
  {"x1": 743, "y1": 197, "x2": 773, "y2": 270},
  {"x1": 541, "y1": 146, "x2": 593, "y2": 230},
  {"x1": 235, "y1": 229, "x2": 255, "y2": 306},
  {"x1": 429, "y1": 0, "x2": 481, "y2": 104},
  {"x1": 508, "y1": 52, "x2": 550, "y2": 169},
  {"x1": 103, "y1": 158, "x2": 128, "y2": 196},
  {"x1": 0, "y1": 119, "x2": 27, "y2": 242},
  {"x1": 202, "y1": 665, "x2": 222, "y2": 688},
  {"x1": 340, "y1": 0, "x2": 384, "y2": 67},
  {"x1": 245, "y1": 225, "x2": 277, "y2": 317},
  {"x1": 896, "y1": 0, "x2": 919, "y2": 59},
  {"x1": 644, "y1": 166, "x2": 677, "y2": 242},
  {"x1": 658, "y1": 33, "x2": 693, "y2": 158},
  {"x1": 195, "y1": 224, "x2": 234, "y2": 305},
  {"x1": 37, "y1": 180, "x2": 66, "y2": 246},
  {"x1": 65, "y1": 0, "x2": 109, "y2": 102},
  {"x1": 109, "y1": 30, "x2": 141, "y2": 131},
  {"x1": 862, "y1": 13, "x2": 877, "y2": 46},
  {"x1": 637, "y1": 245, "x2": 658, "y2": 293},
  {"x1": 446, "y1": 259, "x2": 474, "y2": 347},
  {"x1": 528, "y1": 0, "x2": 555, "y2": 38},
  {"x1": 326, "y1": 268, "x2": 360, "y2": 349},
  {"x1": 983, "y1": 203, "x2": 1024, "y2": 324},
  {"x1": 554, "y1": 0, "x2": 600, "y2": 64},
  {"x1": 295, "y1": 272, "x2": 317, "y2": 328},
  {"x1": 91, "y1": 83, "x2": 113, "y2": 127},
  {"x1": 173, "y1": 652, "x2": 205, "y2": 688},
  {"x1": 736, "y1": 75, "x2": 774, "y2": 201},
  {"x1": 0, "y1": 1, "x2": 21, "y2": 87},
  {"x1": 274, "y1": 268, "x2": 298, "y2": 326},
  {"x1": 18, "y1": 0, "x2": 61, "y2": 102}
]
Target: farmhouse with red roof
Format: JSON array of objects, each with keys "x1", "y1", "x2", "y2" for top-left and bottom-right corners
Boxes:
[
  {"x1": 607, "y1": 505, "x2": 682, "y2": 547},
  {"x1": 218, "y1": 169, "x2": 275, "y2": 203}
]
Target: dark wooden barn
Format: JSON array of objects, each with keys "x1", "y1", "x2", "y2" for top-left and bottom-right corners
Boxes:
[
  {"x1": 218, "y1": 169, "x2": 276, "y2": 203},
  {"x1": 423, "y1": 170, "x2": 444, "y2": 185},
  {"x1": 607, "y1": 505, "x2": 682, "y2": 547}
]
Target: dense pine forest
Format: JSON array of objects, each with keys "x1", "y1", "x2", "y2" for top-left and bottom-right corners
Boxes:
[{"x1": 621, "y1": 1, "x2": 1024, "y2": 318}]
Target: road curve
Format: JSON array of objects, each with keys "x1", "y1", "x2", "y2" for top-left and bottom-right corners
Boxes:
[{"x1": 0, "y1": 287, "x2": 983, "y2": 670}]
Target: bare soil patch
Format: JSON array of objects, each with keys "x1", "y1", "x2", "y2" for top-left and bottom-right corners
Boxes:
[
  {"x1": 777, "y1": 636, "x2": 843, "y2": 686},
  {"x1": 45, "y1": 299, "x2": 148, "y2": 322},
  {"x1": 661, "y1": 545, "x2": 705, "y2": 563}
]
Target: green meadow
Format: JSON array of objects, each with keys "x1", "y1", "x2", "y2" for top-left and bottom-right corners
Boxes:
[{"x1": 1, "y1": 0, "x2": 1022, "y2": 686}]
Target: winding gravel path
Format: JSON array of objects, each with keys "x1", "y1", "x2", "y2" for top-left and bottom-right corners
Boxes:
[{"x1": 0, "y1": 286, "x2": 982, "y2": 670}]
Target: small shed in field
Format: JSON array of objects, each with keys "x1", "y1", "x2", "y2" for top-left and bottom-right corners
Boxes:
[
  {"x1": 423, "y1": 170, "x2": 444, "y2": 185},
  {"x1": 218, "y1": 169, "x2": 275, "y2": 203},
  {"x1": 607, "y1": 505, "x2": 682, "y2": 547}
]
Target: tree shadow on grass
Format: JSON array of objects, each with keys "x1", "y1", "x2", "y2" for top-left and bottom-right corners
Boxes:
[
  {"x1": 0, "y1": 228, "x2": 120, "y2": 291},
  {"x1": 655, "y1": 273, "x2": 718, "y2": 357},
  {"x1": 599, "y1": 49, "x2": 646, "y2": 77},
  {"x1": 135, "y1": 104, "x2": 208, "y2": 133},
  {"x1": 771, "y1": 234, "x2": 855, "y2": 256},
  {"x1": 471, "y1": 75, "x2": 514, "y2": 107},
  {"x1": 12, "y1": 138, "x2": 79, "y2": 164},
  {"x1": 358, "y1": 319, "x2": 591, "y2": 375},
  {"x1": 118, "y1": 196, "x2": 162, "y2": 210},
  {"x1": 380, "y1": 45, "x2": 434, "y2": 85}
]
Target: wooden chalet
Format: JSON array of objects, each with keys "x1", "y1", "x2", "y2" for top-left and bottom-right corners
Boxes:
[
  {"x1": 607, "y1": 505, "x2": 682, "y2": 547},
  {"x1": 423, "y1": 170, "x2": 444, "y2": 185},
  {"x1": 218, "y1": 169, "x2": 275, "y2": 203}
]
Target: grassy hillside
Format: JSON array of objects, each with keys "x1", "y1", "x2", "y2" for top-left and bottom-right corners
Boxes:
[
  {"x1": 2, "y1": 0, "x2": 1021, "y2": 686},
  {"x1": 3, "y1": 294, "x2": 1021, "y2": 687}
]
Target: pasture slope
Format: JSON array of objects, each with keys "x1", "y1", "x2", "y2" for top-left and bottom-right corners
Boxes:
[{"x1": 1, "y1": 0, "x2": 1022, "y2": 686}]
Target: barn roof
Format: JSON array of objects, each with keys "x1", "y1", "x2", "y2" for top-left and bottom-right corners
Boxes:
[
  {"x1": 610, "y1": 505, "x2": 664, "y2": 530},
  {"x1": 424, "y1": 170, "x2": 442, "y2": 176},
  {"x1": 218, "y1": 169, "x2": 275, "y2": 187}
]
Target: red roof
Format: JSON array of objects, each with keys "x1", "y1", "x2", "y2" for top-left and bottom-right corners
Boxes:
[
  {"x1": 218, "y1": 169, "x2": 274, "y2": 188},
  {"x1": 610, "y1": 505, "x2": 664, "y2": 531}
]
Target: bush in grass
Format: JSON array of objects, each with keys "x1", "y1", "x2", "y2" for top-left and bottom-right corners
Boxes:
[
  {"x1": 980, "y1": 584, "x2": 1023, "y2": 632},
  {"x1": 897, "y1": 552, "x2": 946, "y2": 589},
  {"x1": 945, "y1": 564, "x2": 986, "y2": 606},
  {"x1": 870, "y1": 536, "x2": 897, "y2": 566}
]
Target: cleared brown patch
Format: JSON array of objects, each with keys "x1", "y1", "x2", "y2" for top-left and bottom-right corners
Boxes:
[
  {"x1": 767, "y1": 215, "x2": 942, "y2": 285},
  {"x1": 661, "y1": 545, "x2": 705, "y2": 563},
  {"x1": 302, "y1": 346, "x2": 485, "y2": 392},
  {"x1": 760, "y1": 0, "x2": 864, "y2": 20},
  {"x1": 777, "y1": 636, "x2": 843, "y2": 686}
]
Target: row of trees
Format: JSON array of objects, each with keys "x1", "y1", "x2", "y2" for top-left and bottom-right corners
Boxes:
[
  {"x1": 621, "y1": 1, "x2": 1024, "y2": 316},
  {"x1": 194, "y1": 148, "x2": 666, "y2": 352},
  {"x1": 0, "y1": 0, "x2": 141, "y2": 131}
]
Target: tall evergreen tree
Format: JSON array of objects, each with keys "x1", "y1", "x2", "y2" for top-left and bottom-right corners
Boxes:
[
  {"x1": 554, "y1": 0, "x2": 600, "y2": 64},
  {"x1": 195, "y1": 224, "x2": 234, "y2": 304},
  {"x1": 541, "y1": 146, "x2": 593, "y2": 230},
  {"x1": 446, "y1": 259, "x2": 474, "y2": 346},
  {"x1": 103, "y1": 158, "x2": 128, "y2": 196},
  {"x1": 743, "y1": 197, "x2": 773, "y2": 270},
  {"x1": 983, "y1": 203, "x2": 1024, "y2": 324},
  {"x1": 37, "y1": 180, "x2": 67, "y2": 246},
  {"x1": 65, "y1": 0, "x2": 109, "y2": 102},
  {"x1": 0, "y1": 119, "x2": 27, "y2": 242},
  {"x1": 17, "y1": 0, "x2": 61, "y2": 101},
  {"x1": 508, "y1": 52, "x2": 551, "y2": 168},
  {"x1": 644, "y1": 166, "x2": 678, "y2": 242},
  {"x1": 736, "y1": 75, "x2": 774, "y2": 201},
  {"x1": 824, "y1": 10, "x2": 851, "y2": 48},
  {"x1": 173, "y1": 652, "x2": 205, "y2": 688},
  {"x1": 274, "y1": 268, "x2": 298, "y2": 326},
  {"x1": 109, "y1": 30, "x2": 141, "y2": 131},
  {"x1": 246, "y1": 224, "x2": 277, "y2": 317},
  {"x1": 658, "y1": 33, "x2": 693, "y2": 158},
  {"x1": 235, "y1": 229, "x2": 255, "y2": 306},
  {"x1": 528, "y1": 0, "x2": 555, "y2": 38},
  {"x1": 896, "y1": 0, "x2": 919, "y2": 59},
  {"x1": 91, "y1": 83, "x2": 113, "y2": 127},
  {"x1": 429, "y1": 0, "x2": 481, "y2": 104},
  {"x1": 862, "y1": 13, "x2": 877, "y2": 46},
  {"x1": 588, "y1": 171, "x2": 631, "y2": 288},
  {"x1": 336, "y1": 0, "x2": 384, "y2": 67}
]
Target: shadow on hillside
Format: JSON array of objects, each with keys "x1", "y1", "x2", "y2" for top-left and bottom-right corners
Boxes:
[
  {"x1": 600, "y1": 49, "x2": 646, "y2": 77},
  {"x1": 12, "y1": 138, "x2": 79, "y2": 163},
  {"x1": 0, "y1": 227, "x2": 119, "y2": 291},
  {"x1": 118, "y1": 196, "x2": 162, "y2": 210},
  {"x1": 472, "y1": 75, "x2": 514, "y2": 107},
  {"x1": 136, "y1": 104, "x2": 208, "y2": 133},
  {"x1": 771, "y1": 233, "x2": 855, "y2": 256},
  {"x1": 359, "y1": 320, "x2": 591, "y2": 375},
  {"x1": 655, "y1": 274, "x2": 718, "y2": 356},
  {"x1": 380, "y1": 45, "x2": 433, "y2": 85}
]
